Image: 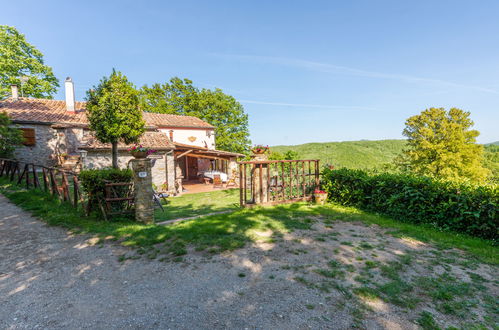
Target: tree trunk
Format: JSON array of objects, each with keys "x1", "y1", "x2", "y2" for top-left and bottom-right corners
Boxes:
[{"x1": 112, "y1": 141, "x2": 118, "y2": 169}]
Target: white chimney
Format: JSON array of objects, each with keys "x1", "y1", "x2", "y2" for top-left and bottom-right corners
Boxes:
[
  {"x1": 65, "y1": 77, "x2": 75, "y2": 113},
  {"x1": 11, "y1": 85, "x2": 19, "y2": 100}
]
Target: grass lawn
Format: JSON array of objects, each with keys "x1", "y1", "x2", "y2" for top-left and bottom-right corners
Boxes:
[
  {"x1": 2, "y1": 177, "x2": 498, "y2": 329},
  {"x1": 154, "y1": 189, "x2": 240, "y2": 222},
  {"x1": 0, "y1": 177, "x2": 497, "y2": 264}
]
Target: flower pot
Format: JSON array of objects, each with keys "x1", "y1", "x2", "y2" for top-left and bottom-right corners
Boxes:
[
  {"x1": 251, "y1": 149, "x2": 267, "y2": 155},
  {"x1": 314, "y1": 193, "x2": 328, "y2": 205},
  {"x1": 131, "y1": 151, "x2": 147, "y2": 159}
]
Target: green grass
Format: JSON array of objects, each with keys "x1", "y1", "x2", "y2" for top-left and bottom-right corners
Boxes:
[
  {"x1": 154, "y1": 189, "x2": 240, "y2": 221},
  {"x1": 0, "y1": 177, "x2": 497, "y2": 264}
]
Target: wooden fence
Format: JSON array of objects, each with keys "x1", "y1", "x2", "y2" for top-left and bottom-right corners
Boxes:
[
  {"x1": 0, "y1": 158, "x2": 84, "y2": 208},
  {"x1": 238, "y1": 159, "x2": 320, "y2": 207}
]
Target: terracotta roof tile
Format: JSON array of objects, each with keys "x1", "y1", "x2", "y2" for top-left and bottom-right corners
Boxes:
[
  {"x1": 0, "y1": 97, "x2": 214, "y2": 128},
  {"x1": 81, "y1": 131, "x2": 174, "y2": 150}
]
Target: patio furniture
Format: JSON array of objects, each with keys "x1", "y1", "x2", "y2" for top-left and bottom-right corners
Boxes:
[
  {"x1": 213, "y1": 174, "x2": 223, "y2": 188},
  {"x1": 202, "y1": 170, "x2": 228, "y2": 182},
  {"x1": 153, "y1": 189, "x2": 169, "y2": 212},
  {"x1": 203, "y1": 177, "x2": 211, "y2": 185},
  {"x1": 225, "y1": 170, "x2": 239, "y2": 188}
]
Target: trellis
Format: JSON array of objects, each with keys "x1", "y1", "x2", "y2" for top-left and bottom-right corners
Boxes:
[{"x1": 238, "y1": 159, "x2": 320, "y2": 207}]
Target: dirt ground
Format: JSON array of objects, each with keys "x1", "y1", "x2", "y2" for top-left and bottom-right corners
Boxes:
[{"x1": 1, "y1": 194, "x2": 497, "y2": 329}]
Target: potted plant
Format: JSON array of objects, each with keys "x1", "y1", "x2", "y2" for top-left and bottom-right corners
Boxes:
[
  {"x1": 314, "y1": 189, "x2": 328, "y2": 205},
  {"x1": 251, "y1": 144, "x2": 269, "y2": 154},
  {"x1": 128, "y1": 145, "x2": 156, "y2": 159}
]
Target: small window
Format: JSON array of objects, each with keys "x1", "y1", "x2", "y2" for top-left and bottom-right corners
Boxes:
[{"x1": 20, "y1": 128, "x2": 36, "y2": 146}]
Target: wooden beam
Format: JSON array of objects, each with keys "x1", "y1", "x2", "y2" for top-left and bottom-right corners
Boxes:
[
  {"x1": 176, "y1": 149, "x2": 193, "y2": 159},
  {"x1": 185, "y1": 153, "x2": 230, "y2": 161}
]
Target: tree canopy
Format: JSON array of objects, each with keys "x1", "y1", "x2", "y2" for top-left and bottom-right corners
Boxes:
[
  {"x1": 139, "y1": 77, "x2": 251, "y2": 154},
  {"x1": 397, "y1": 107, "x2": 489, "y2": 183},
  {"x1": 0, "y1": 111, "x2": 23, "y2": 158},
  {"x1": 86, "y1": 70, "x2": 145, "y2": 168},
  {"x1": 0, "y1": 25, "x2": 59, "y2": 99}
]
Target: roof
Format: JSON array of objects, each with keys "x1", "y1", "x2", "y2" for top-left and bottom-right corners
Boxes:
[
  {"x1": 174, "y1": 142, "x2": 244, "y2": 158},
  {"x1": 0, "y1": 97, "x2": 215, "y2": 129},
  {"x1": 81, "y1": 132, "x2": 175, "y2": 151}
]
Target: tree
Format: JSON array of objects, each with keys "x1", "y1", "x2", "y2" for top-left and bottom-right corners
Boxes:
[
  {"x1": 86, "y1": 70, "x2": 145, "y2": 168},
  {"x1": 269, "y1": 150, "x2": 299, "y2": 160},
  {"x1": 0, "y1": 25, "x2": 59, "y2": 99},
  {"x1": 139, "y1": 77, "x2": 251, "y2": 154},
  {"x1": 397, "y1": 107, "x2": 489, "y2": 182},
  {"x1": 0, "y1": 111, "x2": 23, "y2": 158}
]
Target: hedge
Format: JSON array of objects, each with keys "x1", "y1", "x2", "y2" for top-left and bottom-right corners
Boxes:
[
  {"x1": 79, "y1": 168, "x2": 133, "y2": 213},
  {"x1": 322, "y1": 168, "x2": 498, "y2": 241}
]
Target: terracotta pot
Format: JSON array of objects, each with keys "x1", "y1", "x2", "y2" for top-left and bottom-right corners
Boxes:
[
  {"x1": 131, "y1": 151, "x2": 147, "y2": 159},
  {"x1": 251, "y1": 148, "x2": 268, "y2": 155},
  {"x1": 314, "y1": 193, "x2": 328, "y2": 205}
]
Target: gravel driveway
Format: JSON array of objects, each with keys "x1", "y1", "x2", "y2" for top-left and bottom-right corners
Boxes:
[
  {"x1": 1, "y1": 193, "x2": 496, "y2": 329},
  {"x1": 0, "y1": 194, "x2": 352, "y2": 329}
]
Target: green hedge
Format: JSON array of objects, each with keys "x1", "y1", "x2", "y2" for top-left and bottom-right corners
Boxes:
[
  {"x1": 322, "y1": 168, "x2": 498, "y2": 241},
  {"x1": 79, "y1": 168, "x2": 133, "y2": 213}
]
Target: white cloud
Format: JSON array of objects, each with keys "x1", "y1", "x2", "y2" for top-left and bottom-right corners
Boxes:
[
  {"x1": 239, "y1": 99, "x2": 375, "y2": 110},
  {"x1": 212, "y1": 53, "x2": 499, "y2": 95}
]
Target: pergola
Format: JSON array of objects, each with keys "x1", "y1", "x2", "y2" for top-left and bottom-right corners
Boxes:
[{"x1": 173, "y1": 142, "x2": 244, "y2": 181}]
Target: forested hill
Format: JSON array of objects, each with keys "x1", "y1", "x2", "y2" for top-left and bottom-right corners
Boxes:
[
  {"x1": 271, "y1": 140, "x2": 406, "y2": 170},
  {"x1": 271, "y1": 139, "x2": 499, "y2": 177}
]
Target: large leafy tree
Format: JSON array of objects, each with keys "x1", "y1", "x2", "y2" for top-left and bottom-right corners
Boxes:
[
  {"x1": 139, "y1": 77, "x2": 251, "y2": 154},
  {"x1": 86, "y1": 70, "x2": 145, "y2": 168},
  {"x1": 0, "y1": 25, "x2": 59, "y2": 99},
  {"x1": 0, "y1": 111, "x2": 23, "y2": 158},
  {"x1": 397, "y1": 107, "x2": 489, "y2": 182}
]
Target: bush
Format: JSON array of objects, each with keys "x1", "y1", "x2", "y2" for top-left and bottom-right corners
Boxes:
[
  {"x1": 322, "y1": 168, "x2": 498, "y2": 241},
  {"x1": 79, "y1": 168, "x2": 133, "y2": 214}
]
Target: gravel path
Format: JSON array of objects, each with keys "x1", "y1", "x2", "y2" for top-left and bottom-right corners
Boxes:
[
  {"x1": 0, "y1": 193, "x2": 354, "y2": 329},
  {"x1": 2, "y1": 193, "x2": 496, "y2": 329}
]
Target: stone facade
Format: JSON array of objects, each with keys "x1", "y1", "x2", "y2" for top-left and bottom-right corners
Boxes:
[{"x1": 13, "y1": 124, "x2": 90, "y2": 167}]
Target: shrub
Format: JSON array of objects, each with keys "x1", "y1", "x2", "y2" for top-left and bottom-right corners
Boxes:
[
  {"x1": 322, "y1": 168, "x2": 498, "y2": 241},
  {"x1": 79, "y1": 168, "x2": 133, "y2": 214}
]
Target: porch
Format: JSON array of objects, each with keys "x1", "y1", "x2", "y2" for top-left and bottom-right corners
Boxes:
[{"x1": 173, "y1": 142, "x2": 244, "y2": 195}]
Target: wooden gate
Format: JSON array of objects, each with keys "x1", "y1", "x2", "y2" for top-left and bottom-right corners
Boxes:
[{"x1": 238, "y1": 159, "x2": 320, "y2": 207}]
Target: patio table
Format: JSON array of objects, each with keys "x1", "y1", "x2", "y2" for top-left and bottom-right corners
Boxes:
[{"x1": 201, "y1": 171, "x2": 228, "y2": 182}]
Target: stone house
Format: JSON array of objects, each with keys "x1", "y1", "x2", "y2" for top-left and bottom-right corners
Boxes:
[{"x1": 0, "y1": 79, "x2": 243, "y2": 194}]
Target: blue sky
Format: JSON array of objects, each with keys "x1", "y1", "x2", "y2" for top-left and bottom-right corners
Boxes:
[{"x1": 2, "y1": 0, "x2": 498, "y2": 145}]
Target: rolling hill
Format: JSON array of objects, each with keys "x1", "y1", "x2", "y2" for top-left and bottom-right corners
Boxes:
[
  {"x1": 271, "y1": 139, "x2": 406, "y2": 170},
  {"x1": 271, "y1": 140, "x2": 499, "y2": 180}
]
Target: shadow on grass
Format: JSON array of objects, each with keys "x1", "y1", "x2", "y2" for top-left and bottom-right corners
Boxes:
[
  {"x1": 1, "y1": 177, "x2": 497, "y2": 263},
  {"x1": 154, "y1": 189, "x2": 240, "y2": 221}
]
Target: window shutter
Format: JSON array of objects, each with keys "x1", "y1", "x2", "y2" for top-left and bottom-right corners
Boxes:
[{"x1": 21, "y1": 128, "x2": 36, "y2": 146}]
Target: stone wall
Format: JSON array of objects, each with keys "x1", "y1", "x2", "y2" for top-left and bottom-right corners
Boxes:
[
  {"x1": 12, "y1": 124, "x2": 88, "y2": 167},
  {"x1": 13, "y1": 124, "x2": 60, "y2": 167}
]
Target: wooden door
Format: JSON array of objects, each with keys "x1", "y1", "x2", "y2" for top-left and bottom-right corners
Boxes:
[{"x1": 187, "y1": 157, "x2": 198, "y2": 180}]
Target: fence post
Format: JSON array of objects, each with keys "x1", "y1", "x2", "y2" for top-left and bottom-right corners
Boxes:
[
  {"x1": 42, "y1": 168, "x2": 49, "y2": 191},
  {"x1": 130, "y1": 158, "x2": 154, "y2": 224},
  {"x1": 239, "y1": 164, "x2": 244, "y2": 207}
]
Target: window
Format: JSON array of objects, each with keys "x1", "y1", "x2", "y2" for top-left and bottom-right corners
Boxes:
[{"x1": 20, "y1": 128, "x2": 36, "y2": 146}]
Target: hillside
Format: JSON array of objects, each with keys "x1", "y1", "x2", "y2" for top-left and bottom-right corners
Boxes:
[
  {"x1": 271, "y1": 139, "x2": 406, "y2": 170},
  {"x1": 271, "y1": 140, "x2": 499, "y2": 180}
]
